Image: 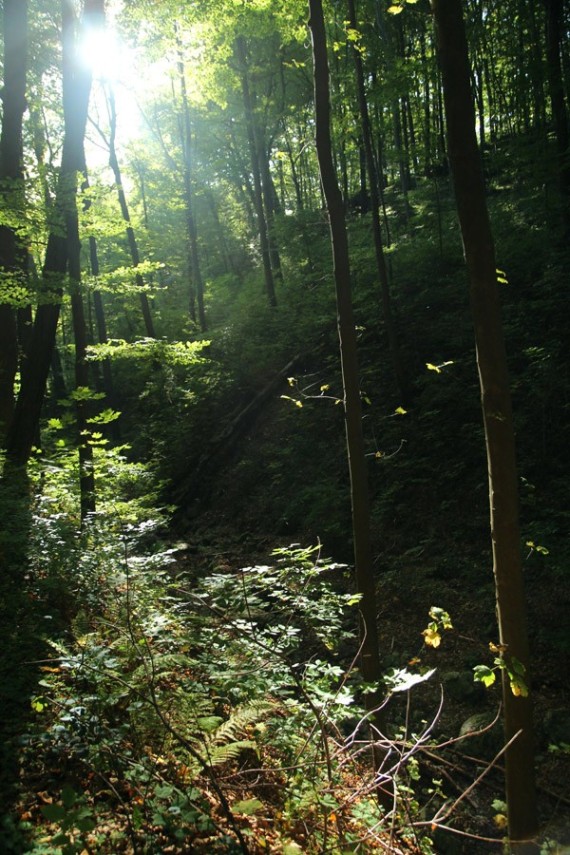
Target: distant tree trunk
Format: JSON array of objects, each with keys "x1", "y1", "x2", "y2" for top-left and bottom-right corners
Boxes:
[
  {"x1": 102, "y1": 88, "x2": 156, "y2": 338},
  {"x1": 308, "y1": 0, "x2": 390, "y2": 807},
  {"x1": 69, "y1": 283, "x2": 96, "y2": 520},
  {"x1": 176, "y1": 33, "x2": 207, "y2": 332},
  {"x1": 235, "y1": 36, "x2": 277, "y2": 308},
  {"x1": 346, "y1": 0, "x2": 409, "y2": 404},
  {"x1": 78, "y1": 162, "x2": 116, "y2": 412},
  {"x1": 6, "y1": 0, "x2": 100, "y2": 465},
  {"x1": 0, "y1": 0, "x2": 28, "y2": 440},
  {"x1": 543, "y1": 0, "x2": 570, "y2": 232},
  {"x1": 432, "y1": 1, "x2": 539, "y2": 851}
]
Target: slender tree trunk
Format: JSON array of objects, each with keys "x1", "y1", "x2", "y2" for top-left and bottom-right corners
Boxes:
[
  {"x1": 176, "y1": 31, "x2": 207, "y2": 331},
  {"x1": 235, "y1": 36, "x2": 277, "y2": 308},
  {"x1": 308, "y1": 0, "x2": 390, "y2": 807},
  {"x1": 0, "y1": 0, "x2": 28, "y2": 440},
  {"x1": 69, "y1": 285, "x2": 96, "y2": 520},
  {"x1": 346, "y1": 0, "x2": 409, "y2": 403},
  {"x1": 102, "y1": 87, "x2": 156, "y2": 338},
  {"x1": 431, "y1": 1, "x2": 538, "y2": 850},
  {"x1": 83, "y1": 177, "x2": 116, "y2": 419},
  {"x1": 6, "y1": 0, "x2": 100, "y2": 466},
  {"x1": 543, "y1": 0, "x2": 570, "y2": 232}
]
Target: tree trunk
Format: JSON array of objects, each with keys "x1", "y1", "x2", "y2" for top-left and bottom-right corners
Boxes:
[
  {"x1": 104, "y1": 88, "x2": 156, "y2": 338},
  {"x1": 176, "y1": 34, "x2": 207, "y2": 332},
  {"x1": 85, "y1": 184, "x2": 117, "y2": 421},
  {"x1": 346, "y1": 0, "x2": 409, "y2": 404},
  {"x1": 235, "y1": 36, "x2": 277, "y2": 308},
  {"x1": 6, "y1": 0, "x2": 100, "y2": 465},
  {"x1": 0, "y1": 0, "x2": 28, "y2": 440},
  {"x1": 431, "y1": 1, "x2": 538, "y2": 850},
  {"x1": 543, "y1": 0, "x2": 570, "y2": 233},
  {"x1": 308, "y1": 0, "x2": 390, "y2": 807}
]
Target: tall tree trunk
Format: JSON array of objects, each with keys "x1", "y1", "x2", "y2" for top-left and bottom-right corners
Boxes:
[
  {"x1": 102, "y1": 87, "x2": 156, "y2": 338},
  {"x1": 235, "y1": 36, "x2": 277, "y2": 308},
  {"x1": 69, "y1": 286, "x2": 96, "y2": 520},
  {"x1": 308, "y1": 0, "x2": 390, "y2": 807},
  {"x1": 346, "y1": 0, "x2": 409, "y2": 403},
  {"x1": 81, "y1": 168, "x2": 117, "y2": 422},
  {"x1": 543, "y1": 0, "x2": 570, "y2": 233},
  {"x1": 6, "y1": 0, "x2": 100, "y2": 466},
  {"x1": 0, "y1": 0, "x2": 28, "y2": 440},
  {"x1": 176, "y1": 33, "x2": 207, "y2": 332},
  {"x1": 431, "y1": 1, "x2": 538, "y2": 850}
]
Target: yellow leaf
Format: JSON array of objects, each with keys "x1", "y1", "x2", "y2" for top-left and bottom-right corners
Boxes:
[
  {"x1": 426, "y1": 362, "x2": 441, "y2": 373},
  {"x1": 320, "y1": 384, "x2": 330, "y2": 392},
  {"x1": 509, "y1": 677, "x2": 528, "y2": 697},
  {"x1": 388, "y1": 4, "x2": 404, "y2": 12},
  {"x1": 395, "y1": 406, "x2": 407, "y2": 414},
  {"x1": 489, "y1": 641, "x2": 508, "y2": 654},
  {"x1": 295, "y1": 400, "x2": 303, "y2": 408},
  {"x1": 422, "y1": 627, "x2": 441, "y2": 648},
  {"x1": 287, "y1": 377, "x2": 296, "y2": 387},
  {"x1": 494, "y1": 813, "x2": 508, "y2": 829}
]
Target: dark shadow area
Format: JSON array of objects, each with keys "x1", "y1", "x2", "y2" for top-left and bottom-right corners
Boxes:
[{"x1": 0, "y1": 464, "x2": 46, "y2": 853}]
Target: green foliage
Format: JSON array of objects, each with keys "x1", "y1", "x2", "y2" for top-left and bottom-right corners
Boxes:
[
  {"x1": 473, "y1": 644, "x2": 529, "y2": 697},
  {"x1": 86, "y1": 337, "x2": 210, "y2": 365},
  {"x1": 13, "y1": 456, "x2": 444, "y2": 853}
]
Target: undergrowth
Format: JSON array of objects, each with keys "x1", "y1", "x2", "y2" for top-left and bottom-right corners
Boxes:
[{"x1": 0, "y1": 447, "x2": 492, "y2": 855}]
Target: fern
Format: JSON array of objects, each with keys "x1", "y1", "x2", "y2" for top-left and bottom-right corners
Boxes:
[
  {"x1": 205, "y1": 739, "x2": 258, "y2": 768},
  {"x1": 206, "y1": 700, "x2": 274, "y2": 746}
]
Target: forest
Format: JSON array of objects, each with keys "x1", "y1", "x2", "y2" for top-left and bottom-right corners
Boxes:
[{"x1": 0, "y1": 0, "x2": 569, "y2": 852}]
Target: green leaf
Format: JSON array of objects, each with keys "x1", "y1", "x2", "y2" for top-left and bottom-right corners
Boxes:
[
  {"x1": 61, "y1": 785, "x2": 77, "y2": 809},
  {"x1": 232, "y1": 798, "x2": 263, "y2": 815},
  {"x1": 41, "y1": 803, "x2": 67, "y2": 822},
  {"x1": 86, "y1": 408, "x2": 121, "y2": 425},
  {"x1": 473, "y1": 665, "x2": 496, "y2": 688},
  {"x1": 509, "y1": 656, "x2": 526, "y2": 677}
]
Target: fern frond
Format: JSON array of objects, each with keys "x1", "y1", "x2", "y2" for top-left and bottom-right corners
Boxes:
[
  {"x1": 205, "y1": 739, "x2": 257, "y2": 768},
  {"x1": 208, "y1": 700, "x2": 275, "y2": 747}
]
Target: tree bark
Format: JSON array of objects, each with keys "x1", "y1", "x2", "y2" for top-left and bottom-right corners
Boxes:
[
  {"x1": 0, "y1": 0, "x2": 28, "y2": 440},
  {"x1": 176, "y1": 31, "x2": 207, "y2": 332},
  {"x1": 235, "y1": 36, "x2": 278, "y2": 308},
  {"x1": 543, "y1": 0, "x2": 570, "y2": 233},
  {"x1": 6, "y1": 0, "x2": 100, "y2": 465},
  {"x1": 308, "y1": 0, "x2": 390, "y2": 806},
  {"x1": 102, "y1": 87, "x2": 156, "y2": 338},
  {"x1": 346, "y1": 0, "x2": 409, "y2": 404},
  {"x1": 431, "y1": 0, "x2": 538, "y2": 849}
]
